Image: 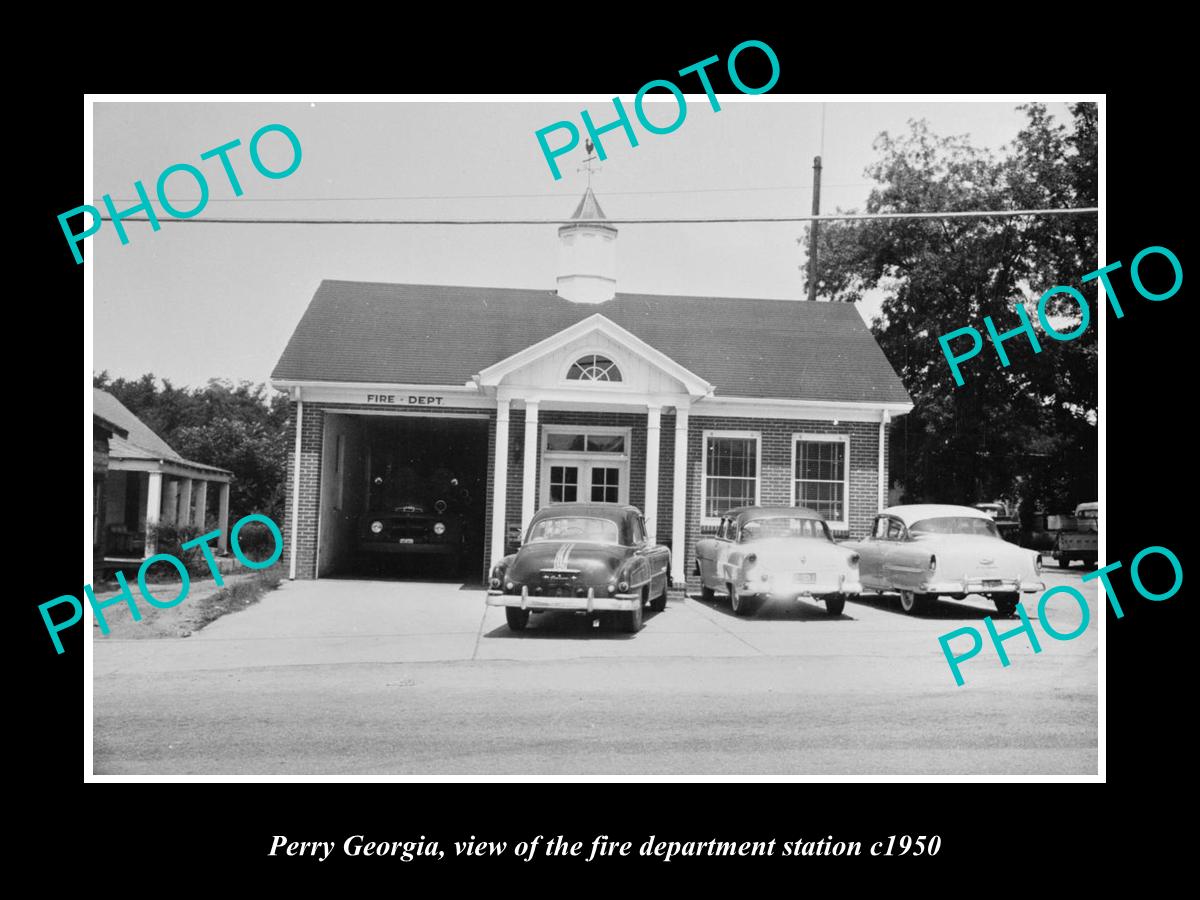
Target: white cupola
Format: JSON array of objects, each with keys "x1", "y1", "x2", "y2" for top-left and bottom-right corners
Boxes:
[{"x1": 556, "y1": 187, "x2": 618, "y2": 304}]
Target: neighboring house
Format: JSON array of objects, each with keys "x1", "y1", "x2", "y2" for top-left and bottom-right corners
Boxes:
[
  {"x1": 93, "y1": 411, "x2": 129, "y2": 582},
  {"x1": 93, "y1": 388, "x2": 234, "y2": 562},
  {"x1": 270, "y1": 188, "x2": 914, "y2": 588}
]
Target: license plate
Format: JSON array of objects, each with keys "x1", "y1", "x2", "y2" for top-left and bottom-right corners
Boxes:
[
  {"x1": 794, "y1": 572, "x2": 816, "y2": 583},
  {"x1": 398, "y1": 538, "x2": 415, "y2": 544},
  {"x1": 982, "y1": 579, "x2": 1002, "y2": 587}
]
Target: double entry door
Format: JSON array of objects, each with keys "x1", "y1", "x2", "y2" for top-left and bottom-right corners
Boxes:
[{"x1": 540, "y1": 427, "x2": 630, "y2": 507}]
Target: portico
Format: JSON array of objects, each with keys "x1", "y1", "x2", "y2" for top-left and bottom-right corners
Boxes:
[{"x1": 473, "y1": 312, "x2": 712, "y2": 585}]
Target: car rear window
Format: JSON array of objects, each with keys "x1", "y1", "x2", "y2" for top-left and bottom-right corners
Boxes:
[
  {"x1": 527, "y1": 517, "x2": 620, "y2": 544},
  {"x1": 909, "y1": 517, "x2": 1000, "y2": 537},
  {"x1": 739, "y1": 517, "x2": 832, "y2": 541}
]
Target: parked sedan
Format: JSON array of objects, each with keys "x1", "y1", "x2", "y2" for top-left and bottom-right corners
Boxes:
[
  {"x1": 844, "y1": 504, "x2": 1045, "y2": 616},
  {"x1": 694, "y1": 506, "x2": 862, "y2": 616},
  {"x1": 486, "y1": 503, "x2": 671, "y2": 633}
]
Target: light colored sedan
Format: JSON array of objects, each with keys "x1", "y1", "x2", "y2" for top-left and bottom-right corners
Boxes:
[
  {"x1": 694, "y1": 506, "x2": 862, "y2": 617},
  {"x1": 844, "y1": 504, "x2": 1045, "y2": 616}
]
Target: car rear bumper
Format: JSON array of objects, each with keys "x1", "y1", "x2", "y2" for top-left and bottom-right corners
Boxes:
[
  {"x1": 486, "y1": 586, "x2": 640, "y2": 612},
  {"x1": 741, "y1": 578, "x2": 862, "y2": 598},
  {"x1": 924, "y1": 578, "x2": 1045, "y2": 594}
]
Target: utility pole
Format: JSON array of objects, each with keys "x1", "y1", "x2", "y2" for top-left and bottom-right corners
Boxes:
[{"x1": 806, "y1": 154, "x2": 823, "y2": 301}]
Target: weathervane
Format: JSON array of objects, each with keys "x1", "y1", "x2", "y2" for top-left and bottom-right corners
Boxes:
[{"x1": 577, "y1": 139, "x2": 601, "y2": 188}]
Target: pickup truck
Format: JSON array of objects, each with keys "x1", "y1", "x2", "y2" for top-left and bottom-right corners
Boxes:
[{"x1": 1047, "y1": 502, "x2": 1098, "y2": 568}]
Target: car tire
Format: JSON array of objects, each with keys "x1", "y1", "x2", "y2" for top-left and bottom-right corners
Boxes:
[
  {"x1": 730, "y1": 584, "x2": 757, "y2": 617},
  {"x1": 993, "y1": 593, "x2": 1019, "y2": 617},
  {"x1": 622, "y1": 597, "x2": 644, "y2": 633},
  {"x1": 505, "y1": 607, "x2": 530, "y2": 631},
  {"x1": 650, "y1": 582, "x2": 668, "y2": 612},
  {"x1": 899, "y1": 590, "x2": 929, "y2": 615},
  {"x1": 825, "y1": 594, "x2": 846, "y2": 617}
]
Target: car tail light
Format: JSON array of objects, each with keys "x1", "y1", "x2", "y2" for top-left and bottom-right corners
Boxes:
[
  {"x1": 746, "y1": 553, "x2": 757, "y2": 564},
  {"x1": 929, "y1": 555, "x2": 937, "y2": 572},
  {"x1": 1034, "y1": 554, "x2": 1043, "y2": 574},
  {"x1": 618, "y1": 580, "x2": 630, "y2": 592},
  {"x1": 490, "y1": 577, "x2": 501, "y2": 589},
  {"x1": 849, "y1": 553, "x2": 860, "y2": 567}
]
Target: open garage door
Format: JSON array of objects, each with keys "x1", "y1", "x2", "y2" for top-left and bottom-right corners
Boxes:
[{"x1": 318, "y1": 413, "x2": 488, "y2": 582}]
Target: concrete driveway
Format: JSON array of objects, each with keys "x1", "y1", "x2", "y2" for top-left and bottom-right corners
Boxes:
[
  {"x1": 92, "y1": 570, "x2": 1098, "y2": 775},
  {"x1": 94, "y1": 570, "x2": 1095, "y2": 677}
]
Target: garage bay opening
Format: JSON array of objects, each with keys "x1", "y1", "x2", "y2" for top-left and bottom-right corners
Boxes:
[{"x1": 318, "y1": 413, "x2": 488, "y2": 583}]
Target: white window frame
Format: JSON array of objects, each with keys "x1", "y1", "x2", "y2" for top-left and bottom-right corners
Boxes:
[
  {"x1": 560, "y1": 349, "x2": 626, "y2": 385},
  {"x1": 791, "y1": 432, "x2": 851, "y2": 531},
  {"x1": 541, "y1": 424, "x2": 632, "y2": 506},
  {"x1": 700, "y1": 429, "x2": 761, "y2": 527}
]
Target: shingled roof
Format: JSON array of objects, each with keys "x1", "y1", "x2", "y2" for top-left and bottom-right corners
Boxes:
[
  {"x1": 93, "y1": 388, "x2": 232, "y2": 475},
  {"x1": 271, "y1": 281, "x2": 912, "y2": 405}
]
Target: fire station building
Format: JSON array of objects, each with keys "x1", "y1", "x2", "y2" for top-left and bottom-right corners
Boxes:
[{"x1": 270, "y1": 189, "x2": 912, "y2": 589}]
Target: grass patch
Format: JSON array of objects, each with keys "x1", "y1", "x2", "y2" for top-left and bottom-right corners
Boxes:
[{"x1": 188, "y1": 566, "x2": 283, "y2": 634}]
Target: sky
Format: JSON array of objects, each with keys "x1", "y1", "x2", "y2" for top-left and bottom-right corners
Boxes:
[{"x1": 91, "y1": 99, "x2": 1072, "y2": 389}]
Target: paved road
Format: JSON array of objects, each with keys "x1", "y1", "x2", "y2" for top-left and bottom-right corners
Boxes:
[{"x1": 92, "y1": 567, "x2": 1098, "y2": 775}]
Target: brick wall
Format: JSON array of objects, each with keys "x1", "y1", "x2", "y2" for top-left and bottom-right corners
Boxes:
[
  {"x1": 682, "y1": 416, "x2": 886, "y2": 592},
  {"x1": 283, "y1": 401, "x2": 893, "y2": 590}
]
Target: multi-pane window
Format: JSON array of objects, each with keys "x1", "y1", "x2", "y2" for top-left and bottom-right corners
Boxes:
[
  {"x1": 549, "y1": 466, "x2": 578, "y2": 502},
  {"x1": 591, "y1": 467, "x2": 620, "y2": 503},
  {"x1": 546, "y1": 431, "x2": 625, "y2": 453},
  {"x1": 704, "y1": 435, "x2": 758, "y2": 519},
  {"x1": 794, "y1": 437, "x2": 847, "y2": 524},
  {"x1": 567, "y1": 354, "x2": 622, "y2": 382}
]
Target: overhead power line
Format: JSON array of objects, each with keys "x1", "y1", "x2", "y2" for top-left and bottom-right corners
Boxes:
[
  {"x1": 94, "y1": 207, "x2": 1098, "y2": 226},
  {"x1": 93, "y1": 183, "x2": 875, "y2": 204}
]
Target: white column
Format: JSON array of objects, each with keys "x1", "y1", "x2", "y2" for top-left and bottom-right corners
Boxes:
[
  {"x1": 878, "y1": 410, "x2": 890, "y2": 512},
  {"x1": 193, "y1": 480, "x2": 208, "y2": 529},
  {"x1": 217, "y1": 482, "x2": 231, "y2": 553},
  {"x1": 520, "y1": 400, "x2": 539, "y2": 533},
  {"x1": 144, "y1": 471, "x2": 163, "y2": 558},
  {"x1": 491, "y1": 398, "x2": 511, "y2": 568},
  {"x1": 177, "y1": 478, "x2": 194, "y2": 527},
  {"x1": 670, "y1": 407, "x2": 689, "y2": 585},
  {"x1": 163, "y1": 479, "x2": 180, "y2": 527},
  {"x1": 644, "y1": 405, "x2": 661, "y2": 542}
]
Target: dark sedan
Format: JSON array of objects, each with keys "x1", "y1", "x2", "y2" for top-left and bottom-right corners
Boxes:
[{"x1": 486, "y1": 503, "x2": 671, "y2": 633}]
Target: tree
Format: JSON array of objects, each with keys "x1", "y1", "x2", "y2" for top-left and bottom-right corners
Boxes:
[
  {"x1": 93, "y1": 373, "x2": 289, "y2": 523},
  {"x1": 804, "y1": 104, "x2": 1097, "y2": 515}
]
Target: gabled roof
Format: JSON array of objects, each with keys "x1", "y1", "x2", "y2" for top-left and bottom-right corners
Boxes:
[
  {"x1": 474, "y1": 312, "x2": 713, "y2": 398},
  {"x1": 94, "y1": 388, "x2": 181, "y2": 460},
  {"x1": 93, "y1": 413, "x2": 128, "y2": 440},
  {"x1": 93, "y1": 388, "x2": 232, "y2": 476},
  {"x1": 272, "y1": 281, "x2": 912, "y2": 405}
]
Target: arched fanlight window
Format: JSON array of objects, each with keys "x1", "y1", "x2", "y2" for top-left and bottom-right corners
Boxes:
[{"x1": 567, "y1": 354, "x2": 622, "y2": 382}]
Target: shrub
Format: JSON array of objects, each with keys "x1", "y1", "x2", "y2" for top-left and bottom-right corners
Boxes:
[
  {"x1": 231, "y1": 518, "x2": 279, "y2": 565},
  {"x1": 144, "y1": 522, "x2": 209, "y2": 577}
]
